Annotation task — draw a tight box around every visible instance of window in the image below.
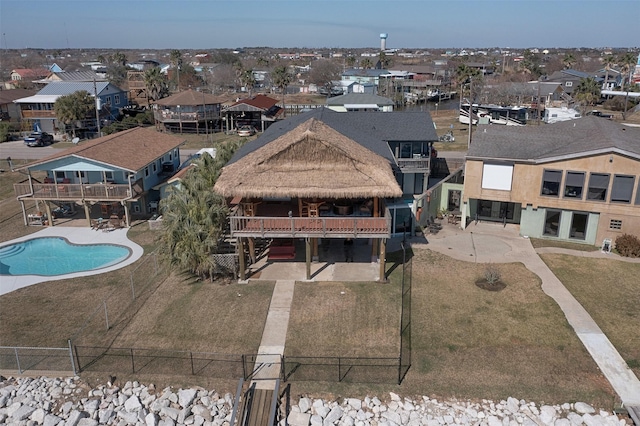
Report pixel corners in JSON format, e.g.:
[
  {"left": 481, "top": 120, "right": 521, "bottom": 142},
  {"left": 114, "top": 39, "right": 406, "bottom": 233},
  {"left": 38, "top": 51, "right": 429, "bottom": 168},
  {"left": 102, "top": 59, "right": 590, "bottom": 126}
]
[
  {"left": 144, "top": 167, "right": 149, "bottom": 177},
  {"left": 481, "top": 163, "right": 513, "bottom": 191},
  {"left": 564, "top": 171, "right": 585, "bottom": 199},
  {"left": 637, "top": 181, "right": 640, "bottom": 205},
  {"left": 105, "top": 171, "right": 114, "bottom": 181},
  {"left": 610, "top": 175, "right": 634, "bottom": 203},
  {"left": 610, "top": 219, "right": 622, "bottom": 230},
  {"left": 105, "top": 96, "right": 111, "bottom": 105},
  {"left": 152, "top": 163, "right": 157, "bottom": 173},
  {"left": 114, "top": 94, "right": 120, "bottom": 105},
  {"left": 541, "top": 170, "right": 562, "bottom": 197},
  {"left": 565, "top": 81, "right": 573, "bottom": 87},
  {"left": 544, "top": 210, "right": 561, "bottom": 237},
  {"left": 569, "top": 213, "right": 588, "bottom": 240},
  {"left": 55, "top": 171, "right": 65, "bottom": 181},
  {"left": 586, "top": 173, "right": 609, "bottom": 201}
]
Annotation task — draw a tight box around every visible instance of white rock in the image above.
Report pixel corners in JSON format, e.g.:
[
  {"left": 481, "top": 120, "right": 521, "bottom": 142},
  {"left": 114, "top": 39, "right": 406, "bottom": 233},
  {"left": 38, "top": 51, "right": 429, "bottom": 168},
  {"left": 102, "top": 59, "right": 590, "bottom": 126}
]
[
  {"left": 574, "top": 402, "right": 595, "bottom": 414},
  {"left": 324, "top": 406, "right": 343, "bottom": 424},
  {"left": 299, "top": 397, "right": 311, "bottom": 414},
  {"left": 178, "top": 389, "right": 197, "bottom": 408},
  {"left": 192, "top": 405, "right": 211, "bottom": 422},
  {"left": 540, "top": 405, "right": 557, "bottom": 425},
  {"left": 12, "top": 405, "right": 37, "bottom": 421},
  {"left": 30, "top": 407, "right": 46, "bottom": 424},
  {"left": 310, "top": 414, "right": 323, "bottom": 426},
  {"left": 382, "top": 411, "right": 402, "bottom": 425},
  {"left": 124, "top": 395, "right": 142, "bottom": 412},
  {"left": 43, "top": 414, "right": 62, "bottom": 426},
  {"left": 66, "top": 410, "right": 88, "bottom": 426},
  {"left": 389, "top": 392, "right": 401, "bottom": 402},
  {"left": 554, "top": 419, "right": 570, "bottom": 426},
  {"left": 566, "top": 412, "right": 583, "bottom": 425},
  {"left": 346, "top": 399, "right": 362, "bottom": 411},
  {"left": 77, "top": 419, "right": 98, "bottom": 426},
  {"left": 288, "top": 411, "right": 311, "bottom": 426},
  {"left": 315, "top": 406, "right": 330, "bottom": 418}
]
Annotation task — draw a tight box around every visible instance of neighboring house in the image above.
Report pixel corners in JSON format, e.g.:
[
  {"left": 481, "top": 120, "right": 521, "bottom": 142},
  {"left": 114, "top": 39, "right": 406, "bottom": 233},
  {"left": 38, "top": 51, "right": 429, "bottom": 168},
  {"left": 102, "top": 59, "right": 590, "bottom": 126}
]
[
  {"left": 326, "top": 93, "right": 394, "bottom": 112},
  {"left": 461, "top": 117, "right": 640, "bottom": 246},
  {"left": 152, "top": 89, "right": 224, "bottom": 134},
  {"left": 213, "top": 107, "right": 438, "bottom": 279},
  {"left": 0, "top": 88, "right": 36, "bottom": 122},
  {"left": 545, "top": 69, "right": 600, "bottom": 96},
  {"left": 34, "top": 70, "right": 106, "bottom": 85},
  {"left": 8, "top": 68, "right": 50, "bottom": 88},
  {"left": 341, "top": 68, "right": 389, "bottom": 89},
  {"left": 13, "top": 81, "right": 128, "bottom": 134},
  {"left": 222, "top": 94, "right": 282, "bottom": 132},
  {"left": 13, "top": 127, "right": 184, "bottom": 227}
]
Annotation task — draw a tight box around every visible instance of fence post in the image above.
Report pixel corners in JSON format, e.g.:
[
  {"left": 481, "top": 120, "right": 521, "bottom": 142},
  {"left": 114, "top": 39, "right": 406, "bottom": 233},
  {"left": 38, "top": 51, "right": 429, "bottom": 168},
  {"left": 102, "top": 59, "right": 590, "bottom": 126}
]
[
  {"left": 130, "top": 348, "right": 135, "bottom": 373},
  {"left": 242, "top": 354, "right": 247, "bottom": 380},
  {"left": 15, "top": 347, "right": 22, "bottom": 374},
  {"left": 68, "top": 339, "right": 77, "bottom": 375},
  {"left": 338, "top": 357, "right": 341, "bottom": 382},
  {"left": 190, "top": 352, "right": 194, "bottom": 375},
  {"left": 104, "top": 300, "right": 110, "bottom": 330},
  {"left": 74, "top": 345, "right": 82, "bottom": 372}
]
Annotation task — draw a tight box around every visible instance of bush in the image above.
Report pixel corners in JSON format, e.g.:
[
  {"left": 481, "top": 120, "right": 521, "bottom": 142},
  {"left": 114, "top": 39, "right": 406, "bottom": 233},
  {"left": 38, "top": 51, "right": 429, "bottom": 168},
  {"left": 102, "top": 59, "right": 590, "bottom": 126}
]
[
  {"left": 614, "top": 234, "right": 640, "bottom": 258},
  {"left": 484, "top": 264, "right": 502, "bottom": 284}
]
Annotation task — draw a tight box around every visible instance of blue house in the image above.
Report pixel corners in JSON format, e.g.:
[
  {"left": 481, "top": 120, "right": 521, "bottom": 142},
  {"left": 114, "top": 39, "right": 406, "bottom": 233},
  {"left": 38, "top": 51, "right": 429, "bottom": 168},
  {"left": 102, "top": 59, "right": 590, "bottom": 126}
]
[
  {"left": 14, "top": 127, "right": 184, "bottom": 227},
  {"left": 14, "top": 81, "right": 128, "bottom": 134}
]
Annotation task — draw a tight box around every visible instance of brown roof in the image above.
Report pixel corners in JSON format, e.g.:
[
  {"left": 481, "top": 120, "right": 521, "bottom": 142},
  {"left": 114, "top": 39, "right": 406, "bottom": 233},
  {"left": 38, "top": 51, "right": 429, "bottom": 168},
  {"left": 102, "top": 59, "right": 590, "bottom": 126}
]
[
  {"left": 0, "top": 88, "right": 37, "bottom": 104},
  {"left": 19, "top": 127, "right": 185, "bottom": 172},
  {"left": 11, "top": 68, "right": 50, "bottom": 79},
  {"left": 154, "top": 89, "right": 226, "bottom": 106},
  {"left": 229, "top": 94, "right": 279, "bottom": 110},
  {"left": 214, "top": 117, "right": 402, "bottom": 199}
]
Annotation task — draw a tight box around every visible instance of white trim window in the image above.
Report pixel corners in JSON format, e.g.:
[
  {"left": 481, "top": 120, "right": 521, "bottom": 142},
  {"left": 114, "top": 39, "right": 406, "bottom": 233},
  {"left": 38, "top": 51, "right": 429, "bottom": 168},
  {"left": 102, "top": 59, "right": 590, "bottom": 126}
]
[{"left": 481, "top": 163, "right": 513, "bottom": 191}]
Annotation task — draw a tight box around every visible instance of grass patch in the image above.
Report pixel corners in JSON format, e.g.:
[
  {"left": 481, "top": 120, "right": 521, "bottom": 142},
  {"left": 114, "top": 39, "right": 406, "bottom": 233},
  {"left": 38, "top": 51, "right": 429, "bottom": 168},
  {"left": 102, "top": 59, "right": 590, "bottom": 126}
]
[
  {"left": 0, "top": 167, "right": 46, "bottom": 242},
  {"left": 285, "top": 281, "right": 401, "bottom": 357},
  {"left": 530, "top": 238, "right": 599, "bottom": 252},
  {"left": 432, "top": 109, "right": 469, "bottom": 152},
  {"left": 540, "top": 254, "right": 640, "bottom": 378}
]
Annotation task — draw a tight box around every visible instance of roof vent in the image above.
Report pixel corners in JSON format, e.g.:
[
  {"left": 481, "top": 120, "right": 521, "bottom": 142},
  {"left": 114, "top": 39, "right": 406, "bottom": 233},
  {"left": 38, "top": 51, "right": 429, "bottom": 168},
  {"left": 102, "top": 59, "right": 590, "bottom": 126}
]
[{"left": 573, "top": 123, "right": 576, "bottom": 127}]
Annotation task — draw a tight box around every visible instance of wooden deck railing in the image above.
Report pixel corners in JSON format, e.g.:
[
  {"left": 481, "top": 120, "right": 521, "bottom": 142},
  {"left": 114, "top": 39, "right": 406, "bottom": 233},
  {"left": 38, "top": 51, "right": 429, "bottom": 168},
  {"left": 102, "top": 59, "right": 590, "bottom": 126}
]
[
  {"left": 230, "top": 212, "right": 392, "bottom": 239},
  {"left": 14, "top": 183, "right": 133, "bottom": 201},
  {"left": 396, "top": 157, "right": 430, "bottom": 172},
  {"left": 21, "top": 110, "right": 57, "bottom": 119}
]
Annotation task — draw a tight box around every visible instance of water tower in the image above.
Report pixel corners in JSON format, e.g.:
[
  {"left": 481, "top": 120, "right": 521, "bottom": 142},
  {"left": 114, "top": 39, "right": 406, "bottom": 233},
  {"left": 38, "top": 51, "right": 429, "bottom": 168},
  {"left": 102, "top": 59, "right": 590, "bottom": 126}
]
[{"left": 380, "top": 33, "right": 388, "bottom": 51}]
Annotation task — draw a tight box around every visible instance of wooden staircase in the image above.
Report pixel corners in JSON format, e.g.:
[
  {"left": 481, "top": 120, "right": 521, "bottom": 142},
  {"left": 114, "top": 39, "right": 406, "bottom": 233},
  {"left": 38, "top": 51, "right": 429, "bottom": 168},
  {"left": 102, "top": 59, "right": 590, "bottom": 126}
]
[{"left": 230, "top": 379, "right": 281, "bottom": 426}]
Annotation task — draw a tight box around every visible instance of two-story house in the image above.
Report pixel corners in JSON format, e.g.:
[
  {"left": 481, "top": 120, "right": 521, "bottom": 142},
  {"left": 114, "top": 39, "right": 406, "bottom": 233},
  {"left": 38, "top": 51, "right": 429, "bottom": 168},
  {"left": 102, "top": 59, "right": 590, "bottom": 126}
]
[
  {"left": 14, "top": 127, "right": 184, "bottom": 227},
  {"left": 14, "top": 81, "right": 128, "bottom": 134},
  {"left": 213, "top": 107, "right": 438, "bottom": 280},
  {"left": 462, "top": 117, "right": 640, "bottom": 246}
]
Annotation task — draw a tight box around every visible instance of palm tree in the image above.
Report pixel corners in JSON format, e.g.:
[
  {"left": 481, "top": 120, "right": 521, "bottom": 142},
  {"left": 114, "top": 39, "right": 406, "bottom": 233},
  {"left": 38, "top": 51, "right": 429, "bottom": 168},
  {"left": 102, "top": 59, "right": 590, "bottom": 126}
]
[
  {"left": 144, "top": 67, "right": 169, "bottom": 102},
  {"left": 345, "top": 55, "right": 356, "bottom": 68},
  {"left": 54, "top": 90, "right": 94, "bottom": 138},
  {"left": 110, "top": 51, "right": 127, "bottom": 67},
  {"left": 574, "top": 77, "right": 601, "bottom": 113},
  {"left": 619, "top": 52, "right": 637, "bottom": 89},
  {"left": 455, "top": 64, "right": 483, "bottom": 101},
  {"left": 170, "top": 49, "right": 183, "bottom": 91},
  {"left": 601, "top": 55, "right": 617, "bottom": 90},
  {"left": 562, "top": 53, "right": 576, "bottom": 70},
  {"left": 360, "top": 58, "right": 373, "bottom": 69},
  {"left": 239, "top": 68, "right": 256, "bottom": 96},
  {"left": 158, "top": 140, "right": 243, "bottom": 281},
  {"left": 271, "top": 65, "right": 292, "bottom": 117}
]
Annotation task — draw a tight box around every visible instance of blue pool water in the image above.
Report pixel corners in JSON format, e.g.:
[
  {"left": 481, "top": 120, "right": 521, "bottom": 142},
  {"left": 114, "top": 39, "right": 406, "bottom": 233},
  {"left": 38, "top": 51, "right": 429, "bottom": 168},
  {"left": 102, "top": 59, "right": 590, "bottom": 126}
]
[{"left": 0, "top": 237, "right": 131, "bottom": 276}]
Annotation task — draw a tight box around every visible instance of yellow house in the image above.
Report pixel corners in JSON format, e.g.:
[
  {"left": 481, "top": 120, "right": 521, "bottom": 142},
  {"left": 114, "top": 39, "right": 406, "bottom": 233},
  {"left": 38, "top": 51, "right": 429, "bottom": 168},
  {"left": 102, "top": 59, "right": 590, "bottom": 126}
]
[{"left": 462, "top": 117, "right": 640, "bottom": 246}]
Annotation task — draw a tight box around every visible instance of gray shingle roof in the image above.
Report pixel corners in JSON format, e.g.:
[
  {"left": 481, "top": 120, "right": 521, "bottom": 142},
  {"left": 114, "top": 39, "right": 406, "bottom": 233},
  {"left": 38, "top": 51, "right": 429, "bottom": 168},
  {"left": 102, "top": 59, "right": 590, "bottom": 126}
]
[
  {"left": 326, "top": 93, "right": 394, "bottom": 106},
  {"left": 229, "top": 107, "right": 438, "bottom": 165},
  {"left": 467, "top": 117, "right": 640, "bottom": 163}
]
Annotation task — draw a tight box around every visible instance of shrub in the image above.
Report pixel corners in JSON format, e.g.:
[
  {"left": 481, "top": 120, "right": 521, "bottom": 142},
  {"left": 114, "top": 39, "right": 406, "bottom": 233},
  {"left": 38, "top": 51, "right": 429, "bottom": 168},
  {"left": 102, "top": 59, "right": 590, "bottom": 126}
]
[
  {"left": 484, "top": 264, "right": 502, "bottom": 284},
  {"left": 614, "top": 234, "right": 640, "bottom": 258}
]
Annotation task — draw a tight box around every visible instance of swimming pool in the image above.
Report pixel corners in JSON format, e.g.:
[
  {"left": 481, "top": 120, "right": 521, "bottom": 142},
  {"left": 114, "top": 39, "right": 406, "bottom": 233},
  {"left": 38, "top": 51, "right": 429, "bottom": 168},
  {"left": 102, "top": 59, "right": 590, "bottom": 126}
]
[{"left": 0, "top": 237, "right": 131, "bottom": 276}]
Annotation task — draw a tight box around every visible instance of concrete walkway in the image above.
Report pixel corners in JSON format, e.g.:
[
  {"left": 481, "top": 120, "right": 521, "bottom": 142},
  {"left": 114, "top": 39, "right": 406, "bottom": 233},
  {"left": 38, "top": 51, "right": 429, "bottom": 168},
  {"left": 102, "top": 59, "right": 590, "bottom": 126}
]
[
  {"left": 406, "top": 222, "right": 640, "bottom": 406},
  {"left": 251, "top": 280, "right": 295, "bottom": 389}
]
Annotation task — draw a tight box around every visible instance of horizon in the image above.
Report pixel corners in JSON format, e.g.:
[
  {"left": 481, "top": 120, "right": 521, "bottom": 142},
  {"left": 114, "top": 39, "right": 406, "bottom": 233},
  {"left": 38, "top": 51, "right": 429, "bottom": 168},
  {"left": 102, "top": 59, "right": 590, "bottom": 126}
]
[{"left": 1, "top": 0, "right": 639, "bottom": 50}]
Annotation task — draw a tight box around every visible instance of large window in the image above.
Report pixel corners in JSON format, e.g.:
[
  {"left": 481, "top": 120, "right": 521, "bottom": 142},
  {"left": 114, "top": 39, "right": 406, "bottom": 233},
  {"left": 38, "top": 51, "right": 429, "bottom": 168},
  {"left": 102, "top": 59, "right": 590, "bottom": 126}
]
[
  {"left": 482, "top": 163, "right": 513, "bottom": 191},
  {"left": 610, "top": 175, "right": 635, "bottom": 203},
  {"left": 564, "top": 171, "right": 585, "bottom": 199},
  {"left": 569, "top": 212, "right": 588, "bottom": 240},
  {"left": 541, "top": 169, "right": 562, "bottom": 197},
  {"left": 636, "top": 182, "right": 640, "bottom": 205},
  {"left": 544, "top": 210, "right": 561, "bottom": 236},
  {"left": 586, "top": 173, "right": 609, "bottom": 201}
]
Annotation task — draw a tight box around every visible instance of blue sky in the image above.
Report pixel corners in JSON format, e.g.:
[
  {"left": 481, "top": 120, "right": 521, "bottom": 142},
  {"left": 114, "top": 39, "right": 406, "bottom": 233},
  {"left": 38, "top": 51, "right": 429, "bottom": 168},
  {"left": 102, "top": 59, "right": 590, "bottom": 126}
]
[{"left": 1, "top": 0, "right": 638, "bottom": 50}]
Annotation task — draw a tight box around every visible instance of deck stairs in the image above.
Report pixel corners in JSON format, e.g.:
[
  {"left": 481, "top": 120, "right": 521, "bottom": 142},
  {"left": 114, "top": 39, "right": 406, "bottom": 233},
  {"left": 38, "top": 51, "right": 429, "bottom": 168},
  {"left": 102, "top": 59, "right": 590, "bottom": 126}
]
[{"left": 230, "top": 379, "right": 282, "bottom": 426}]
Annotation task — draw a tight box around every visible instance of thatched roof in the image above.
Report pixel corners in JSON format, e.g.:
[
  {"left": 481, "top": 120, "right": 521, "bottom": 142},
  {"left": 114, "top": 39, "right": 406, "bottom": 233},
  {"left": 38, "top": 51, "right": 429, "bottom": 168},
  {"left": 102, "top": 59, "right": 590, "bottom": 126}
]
[
  {"left": 214, "top": 117, "right": 402, "bottom": 199},
  {"left": 154, "top": 89, "right": 225, "bottom": 106}
]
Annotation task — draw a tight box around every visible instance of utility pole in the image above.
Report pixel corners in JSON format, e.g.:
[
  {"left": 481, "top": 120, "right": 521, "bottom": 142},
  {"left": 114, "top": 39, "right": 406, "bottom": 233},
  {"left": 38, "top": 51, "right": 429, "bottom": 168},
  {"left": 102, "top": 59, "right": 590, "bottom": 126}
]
[
  {"left": 467, "top": 79, "right": 473, "bottom": 149},
  {"left": 93, "top": 78, "right": 101, "bottom": 137}
]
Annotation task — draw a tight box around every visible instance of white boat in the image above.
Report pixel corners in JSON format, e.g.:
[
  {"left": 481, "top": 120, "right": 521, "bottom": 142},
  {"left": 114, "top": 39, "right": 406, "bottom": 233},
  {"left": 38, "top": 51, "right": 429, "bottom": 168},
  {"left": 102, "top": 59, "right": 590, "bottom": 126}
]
[
  {"left": 459, "top": 103, "right": 528, "bottom": 126},
  {"left": 543, "top": 107, "right": 582, "bottom": 124}
]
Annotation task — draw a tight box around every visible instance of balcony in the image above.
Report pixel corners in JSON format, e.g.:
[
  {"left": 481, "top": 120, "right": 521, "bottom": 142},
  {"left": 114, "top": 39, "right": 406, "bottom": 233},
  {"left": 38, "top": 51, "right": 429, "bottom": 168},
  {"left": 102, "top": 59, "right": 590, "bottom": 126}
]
[
  {"left": 21, "top": 110, "right": 57, "bottom": 119},
  {"left": 230, "top": 211, "right": 392, "bottom": 239},
  {"left": 396, "top": 157, "right": 431, "bottom": 172},
  {"left": 14, "top": 183, "right": 135, "bottom": 201},
  {"left": 154, "top": 110, "right": 221, "bottom": 123}
]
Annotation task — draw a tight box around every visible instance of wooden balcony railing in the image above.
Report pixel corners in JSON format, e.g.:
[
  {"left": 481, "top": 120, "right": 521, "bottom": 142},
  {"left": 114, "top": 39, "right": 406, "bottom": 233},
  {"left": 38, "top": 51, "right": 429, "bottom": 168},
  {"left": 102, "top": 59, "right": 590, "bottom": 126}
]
[
  {"left": 230, "top": 212, "right": 392, "bottom": 239},
  {"left": 21, "top": 110, "right": 57, "bottom": 119},
  {"left": 154, "top": 110, "right": 220, "bottom": 122},
  {"left": 14, "top": 183, "right": 134, "bottom": 201}
]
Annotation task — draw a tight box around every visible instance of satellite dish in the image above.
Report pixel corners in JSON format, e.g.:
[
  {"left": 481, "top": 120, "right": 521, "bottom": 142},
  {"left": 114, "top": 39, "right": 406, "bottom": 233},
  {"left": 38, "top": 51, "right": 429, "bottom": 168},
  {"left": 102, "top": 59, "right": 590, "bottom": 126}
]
[{"left": 72, "top": 137, "right": 80, "bottom": 144}]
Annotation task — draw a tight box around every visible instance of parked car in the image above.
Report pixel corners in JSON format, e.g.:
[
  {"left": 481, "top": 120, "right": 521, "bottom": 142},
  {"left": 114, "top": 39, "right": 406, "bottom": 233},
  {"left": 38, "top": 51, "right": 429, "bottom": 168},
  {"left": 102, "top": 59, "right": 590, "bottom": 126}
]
[
  {"left": 237, "top": 125, "right": 256, "bottom": 137},
  {"left": 24, "top": 132, "right": 54, "bottom": 147},
  {"left": 587, "top": 110, "right": 613, "bottom": 119}
]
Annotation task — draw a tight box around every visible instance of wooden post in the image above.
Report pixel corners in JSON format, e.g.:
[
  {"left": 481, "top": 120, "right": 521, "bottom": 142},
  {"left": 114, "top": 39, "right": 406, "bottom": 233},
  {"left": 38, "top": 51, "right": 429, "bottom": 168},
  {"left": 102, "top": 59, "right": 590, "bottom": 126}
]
[
  {"left": 378, "top": 238, "right": 387, "bottom": 282},
  {"left": 305, "top": 238, "right": 311, "bottom": 280},
  {"left": 248, "top": 237, "right": 256, "bottom": 264},
  {"left": 44, "top": 202, "right": 52, "bottom": 226},
  {"left": 83, "top": 202, "right": 91, "bottom": 227},
  {"left": 312, "top": 237, "right": 318, "bottom": 261},
  {"left": 238, "top": 237, "right": 246, "bottom": 281},
  {"left": 371, "top": 238, "right": 379, "bottom": 261},
  {"left": 122, "top": 201, "right": 130, "bottom": 227}
]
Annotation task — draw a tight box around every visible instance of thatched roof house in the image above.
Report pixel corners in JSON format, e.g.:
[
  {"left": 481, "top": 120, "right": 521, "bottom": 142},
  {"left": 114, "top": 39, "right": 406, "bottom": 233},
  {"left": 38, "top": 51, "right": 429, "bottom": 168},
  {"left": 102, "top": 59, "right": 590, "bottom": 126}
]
[{"left": 214, "top": 116, "right": 402, "bottom": 199}]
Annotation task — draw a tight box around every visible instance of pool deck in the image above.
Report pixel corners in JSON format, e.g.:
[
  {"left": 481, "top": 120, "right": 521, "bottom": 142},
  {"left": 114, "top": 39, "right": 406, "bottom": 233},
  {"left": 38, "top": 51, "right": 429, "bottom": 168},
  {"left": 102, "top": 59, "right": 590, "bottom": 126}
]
[{"left": 0, "top": 227, "right": 144, "bottom": 296}]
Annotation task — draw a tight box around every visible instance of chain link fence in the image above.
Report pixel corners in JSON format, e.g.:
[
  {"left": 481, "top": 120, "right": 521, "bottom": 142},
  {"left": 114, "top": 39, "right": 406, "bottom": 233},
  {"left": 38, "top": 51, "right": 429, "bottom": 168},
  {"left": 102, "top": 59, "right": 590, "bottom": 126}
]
[{"left": 0, "top": 345, "right": 75, "bottom": 374}]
